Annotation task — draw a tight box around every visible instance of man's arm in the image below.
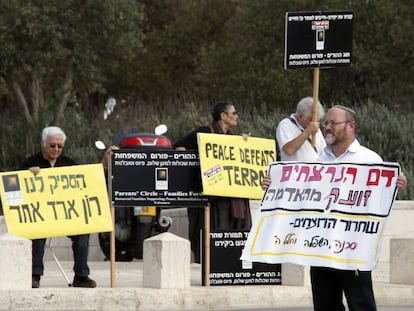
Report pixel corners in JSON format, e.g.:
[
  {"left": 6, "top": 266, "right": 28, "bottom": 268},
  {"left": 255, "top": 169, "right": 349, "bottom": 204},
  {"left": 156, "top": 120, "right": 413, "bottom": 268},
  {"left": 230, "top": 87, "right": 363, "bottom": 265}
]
[
  {"left": 19, "top": 154, "right": 42, "bottom": 175},
  {"left": 173, "top": 126, "right": 211, "bottom": 150},
  {"left": 282, "top": 122, "right": 319, "bottom": 156}
]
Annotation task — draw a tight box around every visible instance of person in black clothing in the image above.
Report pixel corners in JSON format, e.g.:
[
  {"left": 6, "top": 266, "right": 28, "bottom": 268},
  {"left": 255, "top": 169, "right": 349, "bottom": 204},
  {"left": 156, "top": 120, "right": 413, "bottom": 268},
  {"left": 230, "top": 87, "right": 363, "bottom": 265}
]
[
  {"left": 173, "top": 101, "right": 252, "bottom": 263},
  {"left": 20, "top": 126, "right": 96, "bottom": 288}
]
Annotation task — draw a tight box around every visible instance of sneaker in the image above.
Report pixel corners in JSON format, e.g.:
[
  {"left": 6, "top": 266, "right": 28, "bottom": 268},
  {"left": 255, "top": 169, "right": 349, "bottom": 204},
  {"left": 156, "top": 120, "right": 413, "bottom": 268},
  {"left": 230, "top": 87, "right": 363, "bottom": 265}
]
[
  {"left": 32, "top": 275, "right": 41, "bottom": 288},
  {"left": 72, "top": 276, "right": 96, "bottom": 288}
]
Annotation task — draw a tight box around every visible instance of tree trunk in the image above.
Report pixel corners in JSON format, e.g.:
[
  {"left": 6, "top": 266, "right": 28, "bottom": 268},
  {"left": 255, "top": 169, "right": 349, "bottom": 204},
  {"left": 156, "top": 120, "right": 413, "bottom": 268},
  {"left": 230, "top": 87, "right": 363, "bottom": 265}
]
[
  {"left": 2, "top": 70, "right": 44, "bottom": 154},
  {"left": 2, "top": 71, "right": 35, "bottom": 128},
  {"left": 53, "top": 56, "right": 74, "bottom": 126},
  {"left": 29, "top": 70, "right": 43, "bottom": 124}
]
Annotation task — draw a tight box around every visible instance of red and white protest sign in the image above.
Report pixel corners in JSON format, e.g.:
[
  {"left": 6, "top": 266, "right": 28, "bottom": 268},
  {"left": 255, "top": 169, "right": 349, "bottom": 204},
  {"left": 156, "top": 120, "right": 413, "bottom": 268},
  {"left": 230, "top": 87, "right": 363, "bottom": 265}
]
[{"left": 241, "top": 162, "right": 400, "bottom": 271}]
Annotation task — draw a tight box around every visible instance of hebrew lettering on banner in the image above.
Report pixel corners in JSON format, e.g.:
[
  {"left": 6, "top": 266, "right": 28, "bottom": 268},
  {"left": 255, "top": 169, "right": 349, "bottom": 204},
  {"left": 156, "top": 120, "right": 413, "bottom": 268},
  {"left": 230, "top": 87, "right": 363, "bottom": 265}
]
[
  {"left": 0, "top": 164, "right": 113, "bottom": 239},
  {"left": 241, "top": 162, "right": 400, "bottom": 271}
]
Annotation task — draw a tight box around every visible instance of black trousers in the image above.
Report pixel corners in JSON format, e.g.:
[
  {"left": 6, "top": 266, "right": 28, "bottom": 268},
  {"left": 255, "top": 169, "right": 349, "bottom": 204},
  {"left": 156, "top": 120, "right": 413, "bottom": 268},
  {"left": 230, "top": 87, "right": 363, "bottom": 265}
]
[
  {"left": 188, "top": 207, "right": 203, "bottom": 264},
  {"left": 310, "top": 266, "right": 377, "bottom": 311},
  {"left": 32, "top": 234, "right": 91, "bottom": 277},
  {"left": 187, "top": 199, "right": 250, "bottom": 264}
]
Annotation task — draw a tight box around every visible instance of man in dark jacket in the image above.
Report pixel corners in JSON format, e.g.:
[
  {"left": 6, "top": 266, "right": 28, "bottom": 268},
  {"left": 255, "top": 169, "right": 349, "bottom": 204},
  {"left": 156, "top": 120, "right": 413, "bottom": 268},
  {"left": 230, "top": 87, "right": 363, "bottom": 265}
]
[{"left": 20, "top": 126, "right": 96, "bottom": 289}]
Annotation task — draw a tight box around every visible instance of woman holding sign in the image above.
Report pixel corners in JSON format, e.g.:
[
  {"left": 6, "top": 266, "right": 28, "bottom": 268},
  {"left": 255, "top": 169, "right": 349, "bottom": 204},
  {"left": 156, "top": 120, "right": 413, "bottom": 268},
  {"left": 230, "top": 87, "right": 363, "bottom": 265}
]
[{"left": 174, "top": 101, "right": 251, "bottom": 263}]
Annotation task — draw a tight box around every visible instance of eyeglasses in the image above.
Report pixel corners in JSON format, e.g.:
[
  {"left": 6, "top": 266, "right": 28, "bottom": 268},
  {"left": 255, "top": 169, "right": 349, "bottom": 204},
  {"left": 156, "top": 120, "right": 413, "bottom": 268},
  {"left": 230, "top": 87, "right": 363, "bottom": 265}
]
[
  {"left": 49, "top": 144, "right": 64, "bottom": 149},
  {"left": 225, "top": 111, "right": 239, "bottom": 116},
  {"left": 323, "top": 120, "right": 350, "bottom": 127}
]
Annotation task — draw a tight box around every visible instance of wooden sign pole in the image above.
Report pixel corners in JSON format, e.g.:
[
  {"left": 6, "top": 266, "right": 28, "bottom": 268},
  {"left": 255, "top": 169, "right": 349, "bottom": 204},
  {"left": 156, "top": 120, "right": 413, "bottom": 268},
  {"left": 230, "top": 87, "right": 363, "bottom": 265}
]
[
  {"left": 108, "top": 153, "right": 116, "bottom": 288},
  {"left": 203, "top": 205, "right": 210, "bottom": 287},
  {"left": 311, "top": 67, "right": 320, "bottom": 146}
]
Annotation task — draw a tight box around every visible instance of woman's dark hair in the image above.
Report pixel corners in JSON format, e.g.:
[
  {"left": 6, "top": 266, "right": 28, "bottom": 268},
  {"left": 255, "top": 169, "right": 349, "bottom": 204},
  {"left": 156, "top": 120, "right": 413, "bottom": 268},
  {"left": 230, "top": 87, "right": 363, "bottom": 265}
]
[
  {"left": 211, "top": 101, "right": 234, "bottom": 134},
  {"left": 211, "top": 101, "right": 232, "bottom": 121}
]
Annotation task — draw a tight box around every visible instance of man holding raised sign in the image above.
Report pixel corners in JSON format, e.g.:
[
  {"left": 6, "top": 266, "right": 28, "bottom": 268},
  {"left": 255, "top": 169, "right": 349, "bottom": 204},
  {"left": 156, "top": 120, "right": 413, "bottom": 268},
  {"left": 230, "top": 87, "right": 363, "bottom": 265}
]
[
  {"left": 261, "top": 105, "right": 407, "bottom": 311},
  {"left": 276, "top": 96, "right": 326, "bottom": 161}
]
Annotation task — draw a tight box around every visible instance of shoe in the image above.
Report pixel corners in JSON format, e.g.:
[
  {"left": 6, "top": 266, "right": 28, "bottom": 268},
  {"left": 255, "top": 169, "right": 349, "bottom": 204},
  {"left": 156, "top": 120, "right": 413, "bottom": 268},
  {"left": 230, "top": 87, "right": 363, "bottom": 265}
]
[
  {"left": 72, "top": 276, "right": 96, "bottom": 288},
  {"left": 32, "top": 275, "right": 40, "bottom": 288}
]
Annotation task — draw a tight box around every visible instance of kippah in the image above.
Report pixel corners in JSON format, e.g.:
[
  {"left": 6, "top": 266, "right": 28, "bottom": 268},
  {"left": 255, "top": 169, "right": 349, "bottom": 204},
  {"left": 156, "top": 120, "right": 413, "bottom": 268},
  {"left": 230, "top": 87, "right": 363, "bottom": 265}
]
[{"left": 332, "top": 105, "right": 356, "bottom": 119}]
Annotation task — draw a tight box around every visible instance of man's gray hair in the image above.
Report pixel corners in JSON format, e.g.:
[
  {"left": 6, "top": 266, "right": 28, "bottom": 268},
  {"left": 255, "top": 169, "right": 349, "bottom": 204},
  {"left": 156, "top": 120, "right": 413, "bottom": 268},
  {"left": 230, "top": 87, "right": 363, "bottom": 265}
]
[
  {"left": 41, "top": 126, "right": 66, "bottom": 146},
  {"left": 296, "top": 97, "right": 325, "bottom": 120}
]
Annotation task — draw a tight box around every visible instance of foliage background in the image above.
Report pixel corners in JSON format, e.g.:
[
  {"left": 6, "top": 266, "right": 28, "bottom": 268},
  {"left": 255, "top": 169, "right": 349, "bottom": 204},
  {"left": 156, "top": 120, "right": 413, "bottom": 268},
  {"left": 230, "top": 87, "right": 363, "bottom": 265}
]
[{"left": 0, "top": 0, "right": 413, "bottom": 199}]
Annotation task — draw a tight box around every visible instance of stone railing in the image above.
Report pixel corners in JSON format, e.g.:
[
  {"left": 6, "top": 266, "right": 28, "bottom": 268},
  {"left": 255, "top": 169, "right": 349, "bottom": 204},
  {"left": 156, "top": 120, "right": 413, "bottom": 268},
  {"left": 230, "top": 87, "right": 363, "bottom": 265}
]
[{"left": 1, "top": 201, "right": 413, "bottom": 285}]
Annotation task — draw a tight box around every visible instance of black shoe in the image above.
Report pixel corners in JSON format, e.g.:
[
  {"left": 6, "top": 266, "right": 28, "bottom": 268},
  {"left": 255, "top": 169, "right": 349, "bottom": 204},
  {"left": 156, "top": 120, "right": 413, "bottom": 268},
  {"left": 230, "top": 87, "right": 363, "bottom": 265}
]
[
  {"left": 32, "top": 275, "right": 41, "bottom": 288},
  {"left": 72, "top": 276, "right": 96, "bottom": 288}
]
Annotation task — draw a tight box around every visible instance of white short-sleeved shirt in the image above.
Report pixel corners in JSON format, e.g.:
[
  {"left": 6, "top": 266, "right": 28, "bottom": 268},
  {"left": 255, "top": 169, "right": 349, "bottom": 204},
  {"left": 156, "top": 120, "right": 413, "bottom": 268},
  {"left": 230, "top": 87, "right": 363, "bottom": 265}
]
[
  {"left": 276, "top": 114, "right": 326, "bottom": 161},
  {"left": 318, "top": 139, "right": 383, "bottom": 163}
]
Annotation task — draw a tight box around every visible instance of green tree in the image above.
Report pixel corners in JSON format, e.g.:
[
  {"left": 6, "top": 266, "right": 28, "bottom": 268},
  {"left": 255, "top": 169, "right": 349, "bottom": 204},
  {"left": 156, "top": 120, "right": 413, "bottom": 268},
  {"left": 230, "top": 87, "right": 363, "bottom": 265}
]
[
  {"left": 0, "top": 0, "right": 413, "bottom": 197},
  {"left": 351, "top": 0, "right": 413, "bottom": 107},
  {"left": 0, "top": 0, "right": 145, "bottom": 151},
  {"left": 107, "top": 0, "right": 238, "bottom": 104}
]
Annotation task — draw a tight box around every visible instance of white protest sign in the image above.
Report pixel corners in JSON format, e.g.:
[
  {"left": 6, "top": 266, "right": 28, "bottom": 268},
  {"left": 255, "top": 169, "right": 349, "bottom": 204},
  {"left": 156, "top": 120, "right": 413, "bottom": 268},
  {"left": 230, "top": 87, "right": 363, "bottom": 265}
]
[{"left": 241, "top": 162, "right": 400, "bottom": 271}]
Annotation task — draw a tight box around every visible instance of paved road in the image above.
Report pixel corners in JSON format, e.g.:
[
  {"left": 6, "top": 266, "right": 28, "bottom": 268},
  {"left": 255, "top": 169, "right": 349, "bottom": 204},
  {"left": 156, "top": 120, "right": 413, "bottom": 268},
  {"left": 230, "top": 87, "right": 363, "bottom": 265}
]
[
  {"left": 210, "top": 307, "right": 414, "bottom": 311},
  {"left": 210, "top": 308, "right": 413, "bottom": 311}
]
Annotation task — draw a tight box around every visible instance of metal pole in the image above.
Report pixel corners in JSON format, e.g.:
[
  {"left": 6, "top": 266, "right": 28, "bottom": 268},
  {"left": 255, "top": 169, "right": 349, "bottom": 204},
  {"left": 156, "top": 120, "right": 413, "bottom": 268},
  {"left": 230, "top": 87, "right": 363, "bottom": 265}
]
[{"left": 44, "top": 239, "right": 72, "bottom": 286}]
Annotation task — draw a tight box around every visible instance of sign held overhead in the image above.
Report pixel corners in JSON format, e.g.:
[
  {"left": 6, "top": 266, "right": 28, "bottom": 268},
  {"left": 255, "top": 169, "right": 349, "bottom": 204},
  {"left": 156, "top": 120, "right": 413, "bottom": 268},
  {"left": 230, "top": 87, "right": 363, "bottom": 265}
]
[{"left": 284, "top": 11, "right": 354, "bottom": 69}]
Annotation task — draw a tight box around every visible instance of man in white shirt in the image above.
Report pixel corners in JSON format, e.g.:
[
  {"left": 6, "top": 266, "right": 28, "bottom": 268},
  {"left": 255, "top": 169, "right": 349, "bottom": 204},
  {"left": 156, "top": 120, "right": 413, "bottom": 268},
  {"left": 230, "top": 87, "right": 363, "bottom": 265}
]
[
  {"left": 276, "top": 97, "right": 326, "bottom": 161},
  {"left": 311, "top": 105, "right": 390, "bottom": 311},
  {"left": 264, "top": 105, "right": 407, "bottom": 311}
]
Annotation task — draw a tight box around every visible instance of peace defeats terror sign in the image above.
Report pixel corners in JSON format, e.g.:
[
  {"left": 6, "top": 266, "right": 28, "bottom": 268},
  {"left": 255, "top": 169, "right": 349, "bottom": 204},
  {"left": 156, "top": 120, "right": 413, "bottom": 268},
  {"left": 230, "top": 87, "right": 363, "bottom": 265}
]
[{"left": 284, "top": 11, "right": 354, "bottom": 69}]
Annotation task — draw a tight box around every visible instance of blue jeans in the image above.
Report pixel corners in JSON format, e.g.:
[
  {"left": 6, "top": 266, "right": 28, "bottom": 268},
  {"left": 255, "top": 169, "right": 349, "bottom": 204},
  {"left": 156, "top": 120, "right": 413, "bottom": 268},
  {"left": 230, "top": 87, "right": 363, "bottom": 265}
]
[{"left": 32, "top": 234, "right": 90, "bottom": 277}]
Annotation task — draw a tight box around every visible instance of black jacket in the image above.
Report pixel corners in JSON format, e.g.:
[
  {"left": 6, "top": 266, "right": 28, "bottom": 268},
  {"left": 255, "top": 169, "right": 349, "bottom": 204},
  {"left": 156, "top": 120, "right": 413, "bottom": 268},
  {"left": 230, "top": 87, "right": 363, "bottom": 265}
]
[
  {"left": 19, "top": 152, "right": 76, "bottom": 170},
  {"left": 173, "top": 126, "right": 211, "bottom": 151}
]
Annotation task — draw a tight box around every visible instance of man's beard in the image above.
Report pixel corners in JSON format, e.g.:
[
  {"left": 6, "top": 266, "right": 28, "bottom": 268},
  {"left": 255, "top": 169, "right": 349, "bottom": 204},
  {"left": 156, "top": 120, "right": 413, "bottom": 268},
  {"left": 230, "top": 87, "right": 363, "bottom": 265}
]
[{"left": 325, "top": 133, "right": 336, "bottom": 145}]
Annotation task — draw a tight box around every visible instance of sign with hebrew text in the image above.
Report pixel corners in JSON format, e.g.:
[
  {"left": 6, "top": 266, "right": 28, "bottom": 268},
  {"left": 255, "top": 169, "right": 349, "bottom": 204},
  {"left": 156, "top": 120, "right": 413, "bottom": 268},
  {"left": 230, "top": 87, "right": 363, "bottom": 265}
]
[
  {"left": 285, "top": 11, "right": 353, "bottom": 69},
  {"left": 111, "top": 149, "right": 208, "bottom": 207},
  {"left": 207, "top": 230, "right": 281, "bottom": 286},
  {"left": 241, "top": 162, "right": 400, "bottom": 271},
  {"left": 0, "top": 164, "right": 113, "bottom": 239}
]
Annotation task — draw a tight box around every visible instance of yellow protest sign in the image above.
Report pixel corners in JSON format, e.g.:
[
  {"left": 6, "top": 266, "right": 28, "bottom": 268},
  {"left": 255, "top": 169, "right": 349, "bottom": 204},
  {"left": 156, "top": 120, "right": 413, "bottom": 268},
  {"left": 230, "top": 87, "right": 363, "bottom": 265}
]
[
  {"left": 197, "top": 133, "right": 276, "bottom": 199},
  {"left": 0, "top": 164, "right": 113, "bottom": 239}
]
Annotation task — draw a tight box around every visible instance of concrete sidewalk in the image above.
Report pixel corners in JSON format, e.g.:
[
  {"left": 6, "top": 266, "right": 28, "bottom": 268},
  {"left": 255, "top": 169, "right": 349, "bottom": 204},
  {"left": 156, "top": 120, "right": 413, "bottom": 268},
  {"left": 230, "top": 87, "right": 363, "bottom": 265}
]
[
  {"left": 0, "top": 260, "right": 413, "bottom": 311},
  {"left": 1, "top": 202, "right": 414, "bottom": 311}
]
